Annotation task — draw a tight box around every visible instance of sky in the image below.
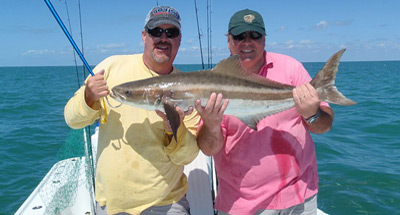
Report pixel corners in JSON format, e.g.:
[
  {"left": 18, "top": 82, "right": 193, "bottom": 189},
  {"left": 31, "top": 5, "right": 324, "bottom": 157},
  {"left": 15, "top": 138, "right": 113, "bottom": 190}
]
[{"left": 1, "top": 0, "right": 399, "bottom": 67}]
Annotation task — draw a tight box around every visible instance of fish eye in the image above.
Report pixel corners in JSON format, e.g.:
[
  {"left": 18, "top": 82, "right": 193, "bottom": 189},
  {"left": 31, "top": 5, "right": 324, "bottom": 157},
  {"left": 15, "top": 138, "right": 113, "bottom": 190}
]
[{"left": 125, "top": 90, "right": 132, "bottom": 96}]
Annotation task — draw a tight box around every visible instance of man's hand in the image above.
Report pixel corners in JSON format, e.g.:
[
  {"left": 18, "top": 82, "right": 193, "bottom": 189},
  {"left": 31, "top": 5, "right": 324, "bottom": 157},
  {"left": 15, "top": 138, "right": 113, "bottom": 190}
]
[
  {"left": 156, "top": 106, "right": 194, "bottom": 133},
  {"left": 293, "top": 83, "right": 334, "bottom": 133},
  {"left": 195, "top": 93, "right": 229, "bottom": 128},
  {"left": 195, "top": 93, "right": 228, "bottom": 156},
  {"left": 293, "top": 83, "right": 320, "bottom": 119},
  {"left": 85, "top": 70, "right": 109, "bottom": 108}
]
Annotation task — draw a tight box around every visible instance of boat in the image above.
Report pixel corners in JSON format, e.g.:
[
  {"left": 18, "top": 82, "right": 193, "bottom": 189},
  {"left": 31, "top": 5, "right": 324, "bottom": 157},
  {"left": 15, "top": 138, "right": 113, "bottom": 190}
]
[{"left": 16, "top": 126, "right": 329, "bottom": 215}]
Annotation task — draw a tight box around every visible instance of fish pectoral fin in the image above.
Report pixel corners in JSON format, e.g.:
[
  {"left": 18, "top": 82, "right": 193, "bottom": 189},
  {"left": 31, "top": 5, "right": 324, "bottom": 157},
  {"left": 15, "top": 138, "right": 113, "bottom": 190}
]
[
  {"left": 236, "top": 106, "right": 294, "bottom": 130},
  {"left": 236, "top": 113, "right": 272, "bottom": 130},
  {"left": 235, "top": 115, "right": 259, "bottom": 130},
  {"left": 163, "top": 102, "right": 181, "bottom": 141}
]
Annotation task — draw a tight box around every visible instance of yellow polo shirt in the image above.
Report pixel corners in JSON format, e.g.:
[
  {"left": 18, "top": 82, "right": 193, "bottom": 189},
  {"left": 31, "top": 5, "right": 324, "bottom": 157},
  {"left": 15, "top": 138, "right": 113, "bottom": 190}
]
[{"left": 64, "top": 54, "right": 200, "bottom": 214}]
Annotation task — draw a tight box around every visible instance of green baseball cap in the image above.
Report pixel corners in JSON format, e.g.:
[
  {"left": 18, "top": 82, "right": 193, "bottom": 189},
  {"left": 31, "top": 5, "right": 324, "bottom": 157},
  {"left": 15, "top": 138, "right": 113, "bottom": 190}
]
[{"left": 228, "top": 9, "right": 266, "bottom": 36}]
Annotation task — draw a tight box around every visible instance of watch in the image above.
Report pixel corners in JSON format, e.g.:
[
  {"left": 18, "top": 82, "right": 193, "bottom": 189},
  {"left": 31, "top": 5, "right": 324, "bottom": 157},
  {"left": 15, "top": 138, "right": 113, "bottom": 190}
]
[{"left": 304, "top": 109, "right": 320, "bottom": 124}]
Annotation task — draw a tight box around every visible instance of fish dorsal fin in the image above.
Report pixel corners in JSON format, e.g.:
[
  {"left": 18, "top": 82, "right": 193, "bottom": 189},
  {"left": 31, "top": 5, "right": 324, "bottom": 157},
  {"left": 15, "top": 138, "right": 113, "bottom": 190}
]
[{"left": 211, "top": 55, "right": 293, "bottom": 89}]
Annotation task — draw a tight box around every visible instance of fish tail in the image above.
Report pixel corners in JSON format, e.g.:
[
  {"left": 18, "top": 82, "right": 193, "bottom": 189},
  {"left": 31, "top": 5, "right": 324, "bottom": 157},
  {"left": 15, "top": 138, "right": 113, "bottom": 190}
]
[{"left": 310, "top": 49, "right": 357, "bottom": 105}]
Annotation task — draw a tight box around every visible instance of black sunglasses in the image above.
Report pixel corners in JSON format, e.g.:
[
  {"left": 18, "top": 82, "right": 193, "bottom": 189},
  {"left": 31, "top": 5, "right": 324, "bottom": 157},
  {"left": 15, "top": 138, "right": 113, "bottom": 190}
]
[
  {"left": 232, "top": 31, "right": 263, "bottom": 41},
  {"left": 146, "top": 27, "right": 180, "bottom": 39}
]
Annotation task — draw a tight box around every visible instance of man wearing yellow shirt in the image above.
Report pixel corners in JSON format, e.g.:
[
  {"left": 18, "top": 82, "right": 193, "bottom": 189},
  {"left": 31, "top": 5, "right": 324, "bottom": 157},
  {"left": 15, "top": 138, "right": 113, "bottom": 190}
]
[{"left": 64, "top": 6, "right": 200, "bottom": 215}]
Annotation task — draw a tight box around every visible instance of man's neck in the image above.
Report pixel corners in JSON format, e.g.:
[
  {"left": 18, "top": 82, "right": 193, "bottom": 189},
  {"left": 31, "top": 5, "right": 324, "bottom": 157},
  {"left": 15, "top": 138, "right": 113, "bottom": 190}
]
[
  {"left": 244, "top": 57, "right": 266, "bottom": 74},
  {"left": 143, "top": 57, "right": 173, "bottom": 75}
]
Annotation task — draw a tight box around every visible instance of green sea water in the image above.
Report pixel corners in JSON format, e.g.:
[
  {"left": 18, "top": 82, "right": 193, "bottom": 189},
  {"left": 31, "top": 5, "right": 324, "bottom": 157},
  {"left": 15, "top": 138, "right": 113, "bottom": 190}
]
[{"left": 0, "top": 61, "right": 399, "bottom": 214}]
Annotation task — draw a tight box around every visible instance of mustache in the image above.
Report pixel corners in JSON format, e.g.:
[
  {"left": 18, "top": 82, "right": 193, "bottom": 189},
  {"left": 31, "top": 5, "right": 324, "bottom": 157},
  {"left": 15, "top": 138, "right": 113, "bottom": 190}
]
[{"left": 155, "top": 41, "right": 172, "bottom": 47}]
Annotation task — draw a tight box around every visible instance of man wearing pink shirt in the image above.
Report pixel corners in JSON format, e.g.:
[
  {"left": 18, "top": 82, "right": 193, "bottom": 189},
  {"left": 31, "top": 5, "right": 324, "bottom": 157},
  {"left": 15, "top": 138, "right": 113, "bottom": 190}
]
[{"left": 196, "top": 9, "right": 334, "bottom": 215}]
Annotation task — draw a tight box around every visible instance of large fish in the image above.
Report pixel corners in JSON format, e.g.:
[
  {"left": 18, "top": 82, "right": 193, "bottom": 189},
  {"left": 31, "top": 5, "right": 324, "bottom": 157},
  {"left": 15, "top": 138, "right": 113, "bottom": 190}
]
[{"left": 110, "top": 49, "right": 356, "bottom": 140}]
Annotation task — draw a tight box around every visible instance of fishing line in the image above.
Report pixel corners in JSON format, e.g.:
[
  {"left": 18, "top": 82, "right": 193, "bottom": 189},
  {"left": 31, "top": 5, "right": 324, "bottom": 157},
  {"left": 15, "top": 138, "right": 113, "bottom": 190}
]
[
  {"left": 105, "top": 97, "right": 123, "bottom": 108},
  {"left": 63, "top": 0, "right": 81, "bottom": 88},
  {"left": 77, "top": 0, "right": 88, "bottom": 80},
  {"left": 44, "top": 0, "right": 109, "bottom": 124}
]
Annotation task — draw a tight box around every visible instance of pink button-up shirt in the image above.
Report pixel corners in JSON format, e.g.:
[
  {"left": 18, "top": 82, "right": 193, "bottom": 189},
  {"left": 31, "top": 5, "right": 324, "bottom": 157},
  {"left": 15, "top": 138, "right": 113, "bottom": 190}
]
[{"left": 214, "top": 51, "right": 328, "bottom": 215}]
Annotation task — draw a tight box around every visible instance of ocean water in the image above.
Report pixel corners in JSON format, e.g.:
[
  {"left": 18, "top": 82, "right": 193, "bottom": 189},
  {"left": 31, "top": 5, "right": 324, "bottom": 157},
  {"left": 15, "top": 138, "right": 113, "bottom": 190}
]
[{"left": 0, "top": 61, "right": 399, "bottom": 215}]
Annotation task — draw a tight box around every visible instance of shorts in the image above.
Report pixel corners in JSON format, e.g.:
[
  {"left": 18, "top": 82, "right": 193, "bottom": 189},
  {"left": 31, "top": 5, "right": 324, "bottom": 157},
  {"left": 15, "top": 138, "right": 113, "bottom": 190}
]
[{"left": 96, "top": 195, "right": 190, "bottom": 215}]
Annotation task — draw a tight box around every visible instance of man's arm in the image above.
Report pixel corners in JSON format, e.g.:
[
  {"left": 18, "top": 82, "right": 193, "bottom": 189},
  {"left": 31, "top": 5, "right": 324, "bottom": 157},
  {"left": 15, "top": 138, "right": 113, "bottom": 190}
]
[
  {"left": 195, "top": 93, "right": 228, "bottom": 156},
  {"left": 64, "top": 69, "right": 109, "bottom": 129}
]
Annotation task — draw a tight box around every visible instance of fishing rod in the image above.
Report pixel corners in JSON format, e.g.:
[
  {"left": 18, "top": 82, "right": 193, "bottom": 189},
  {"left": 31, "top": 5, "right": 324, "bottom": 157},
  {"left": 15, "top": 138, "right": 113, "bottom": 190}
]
[
  {"left": 193, "top": 0, "right": 205, "bottom": 70},
  {"left": 44, "top": 0, "right": 115, "bottom": 115},
  {"left": 44, "top": 0, "right": 94, "bottom": 76},
  {"left": 44, "top": 1, "right": 100, "bottom": 214}
]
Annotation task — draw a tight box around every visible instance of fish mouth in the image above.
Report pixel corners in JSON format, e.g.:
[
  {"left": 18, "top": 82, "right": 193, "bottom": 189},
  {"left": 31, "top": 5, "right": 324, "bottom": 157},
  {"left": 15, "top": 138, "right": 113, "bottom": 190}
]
[
  {"left": 110, "top": 88, "right": 117, "bottom": 98},
  {"left": 110, "top": 90, "right": 126, "bottom": 101}
]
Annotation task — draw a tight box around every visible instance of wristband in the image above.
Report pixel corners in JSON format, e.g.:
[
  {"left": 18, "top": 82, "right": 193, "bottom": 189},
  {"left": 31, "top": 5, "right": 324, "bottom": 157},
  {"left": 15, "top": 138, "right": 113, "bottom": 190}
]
[{"left": 304, "top": 109, "right": 320, "bottom": 124}]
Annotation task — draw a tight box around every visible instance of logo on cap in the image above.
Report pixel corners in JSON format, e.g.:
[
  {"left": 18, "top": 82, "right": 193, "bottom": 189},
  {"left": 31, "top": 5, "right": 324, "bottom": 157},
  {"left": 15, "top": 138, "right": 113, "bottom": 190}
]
[
  {"left": 150, "top": 6, "right": 180, "bottom": 21},
  {"left": 243, "top": 14, "right": 255, "bottom": 23}
]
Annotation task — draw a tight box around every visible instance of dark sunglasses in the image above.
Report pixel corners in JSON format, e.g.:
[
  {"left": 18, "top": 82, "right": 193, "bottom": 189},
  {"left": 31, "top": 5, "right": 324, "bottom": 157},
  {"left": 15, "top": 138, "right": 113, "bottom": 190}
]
[
  {"left": 146, "top": 27, "right": 180, "bottom": 39},
  {"left": 232, "top": 31, "right": 263, "bottom": 41}
]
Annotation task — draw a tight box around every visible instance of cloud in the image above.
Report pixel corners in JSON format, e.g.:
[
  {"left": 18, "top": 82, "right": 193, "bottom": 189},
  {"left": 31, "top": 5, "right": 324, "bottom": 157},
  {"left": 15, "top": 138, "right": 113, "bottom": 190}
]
[
  {"left": 300, "top": 40, "right": 313, "bottom": 45},
  {"left": 23, "top": 43, "right": 133, "bottom": 58},
  {"left": 334, "top": 20, "right": 352, "bottom": 26},
  {"left": 268, "top": 41, "right": 278, "bottom": 46},
  {"left": 96, "top": 43, "right": 127, "bottom": 49},
  {"left": 333, "top": 38, "right": 400, "bottom": 53},
  {"left": 277, "top": 26, "right": 287, "bottom": 32},
  {"left": 180, "top": 46, "right": 200, "bottom": 52},
  {"left": 3, "top": 25, "right": 53, "bottom": 34},
  {"left": 267, "top": 39, "right": 320, "bottom": 51},
  {"left": 315, "top": 21, "right": 328, "bottom": 30},
  {"left": 23, "top": 49, "right": 65, "bottom": 56},
  {"left": 174, "top": 44, "right": 230, "bottom": 64},
  {"left": 95, "top": 43, "right": 130, "bottom": 54},
  {"left": 310, "top": 20, "right": 352, "bottom": 31},
  {"left": 185, "top": 39, "right": 194, "bottom": 45}
]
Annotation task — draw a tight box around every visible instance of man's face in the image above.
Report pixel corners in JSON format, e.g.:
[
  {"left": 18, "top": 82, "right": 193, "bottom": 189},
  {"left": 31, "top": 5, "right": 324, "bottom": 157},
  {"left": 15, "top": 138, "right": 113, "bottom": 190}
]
[
  {"left": 228, "top": 31, "right": 265, "bottom": 71},
  {"left": 142, "top": 24, "right": 181, "bottom": 66}
]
